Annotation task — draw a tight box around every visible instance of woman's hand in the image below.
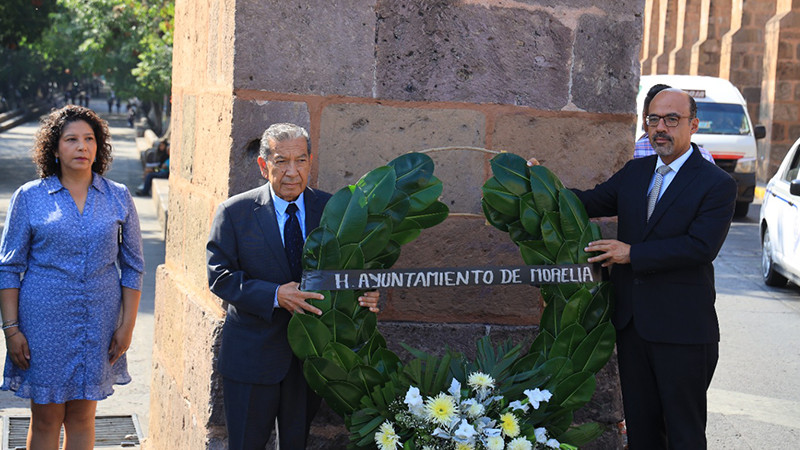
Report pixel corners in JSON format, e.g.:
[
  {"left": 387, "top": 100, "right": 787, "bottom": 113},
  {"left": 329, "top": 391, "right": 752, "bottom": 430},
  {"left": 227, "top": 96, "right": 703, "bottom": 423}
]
[
  {"left": 109, "top": 324, "right": 134, "bottom": 365},
  {"left": 5, "top": 331, "right": 30, "bottom": 370}
]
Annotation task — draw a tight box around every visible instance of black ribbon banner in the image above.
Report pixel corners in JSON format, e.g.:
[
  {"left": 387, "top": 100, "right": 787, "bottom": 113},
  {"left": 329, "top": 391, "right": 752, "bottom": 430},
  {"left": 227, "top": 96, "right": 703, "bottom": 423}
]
[{"left": 300, "top": 264, "right": 603, "bottom": 291}]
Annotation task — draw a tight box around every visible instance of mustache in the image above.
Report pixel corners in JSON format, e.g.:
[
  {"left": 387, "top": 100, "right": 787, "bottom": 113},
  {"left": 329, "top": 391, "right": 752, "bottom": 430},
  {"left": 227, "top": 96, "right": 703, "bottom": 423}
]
[{"left": 651, "top": 133, "right": 673, "bottom": 143}]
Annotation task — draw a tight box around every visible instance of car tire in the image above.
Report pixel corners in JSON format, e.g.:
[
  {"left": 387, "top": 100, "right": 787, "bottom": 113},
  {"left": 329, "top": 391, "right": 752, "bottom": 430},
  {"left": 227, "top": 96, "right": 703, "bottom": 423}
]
[
  {"left": 762, "top": 228, "right": 788, "bottom": 287},
  {"left": 734, "top": 201, "right": 749, "bottom": 218}
]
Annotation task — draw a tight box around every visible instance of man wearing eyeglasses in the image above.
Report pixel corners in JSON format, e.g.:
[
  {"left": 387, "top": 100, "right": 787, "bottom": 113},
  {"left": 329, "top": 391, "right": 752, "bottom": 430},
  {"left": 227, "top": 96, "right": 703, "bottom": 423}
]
[
  {"left": 634, "top": 83, "right": 714, "bottom": 163},
  {"left": 530, "top": 88, "right": 736, "bottom": 448}
]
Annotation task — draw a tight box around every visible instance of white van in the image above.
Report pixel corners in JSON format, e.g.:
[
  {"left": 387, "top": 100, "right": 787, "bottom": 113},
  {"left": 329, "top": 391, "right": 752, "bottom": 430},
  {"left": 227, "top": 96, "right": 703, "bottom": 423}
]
[{"left": 637, "top": 75, "right": 766, "bottom": 217}]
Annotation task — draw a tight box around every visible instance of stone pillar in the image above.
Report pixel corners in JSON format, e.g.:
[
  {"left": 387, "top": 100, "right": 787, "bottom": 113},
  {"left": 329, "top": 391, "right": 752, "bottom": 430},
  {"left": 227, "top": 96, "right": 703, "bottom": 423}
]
[
  {"left": 719, "top": 0, "right": 775, "bottom": 122},
  {"left": 758, "top": 0, "right": 800, "bottom": 180},
  {"left": 641, "top": 0, "right": 659, "bottom": 74},
  {"left": 148, "top": 1, "right": 645, "bottom": 449},
  {"left": 650, "top": 0, "right": 679, "bottom": 75},
  {"left": 690, "top": 0, "right": 733, "bottom": 75},
  {"left": 669, "top": 0, "right": 703, "bottom": 74}
]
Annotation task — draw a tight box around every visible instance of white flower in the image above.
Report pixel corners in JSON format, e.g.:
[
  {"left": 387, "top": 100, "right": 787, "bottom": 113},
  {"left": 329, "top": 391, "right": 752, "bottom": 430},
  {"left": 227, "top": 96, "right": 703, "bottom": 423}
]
[
  {"left": 453, "top": 419, "right": 477, "bottom": 443},
  {"left": 507, "top": 436, "right": 533, "bottom": 450},
  {"left": 509, "top": 400, "right": 529, "bottom": 412},
  {"left": 449, "top": 378, "right": 462, "bottom": 401},
  {"left": 404, "top": 386, "right": 425, "bottom": 417},
  {"left": 534, "top": 427, "right": 548, "bottom": 444},
  {"left": 545, "top": 438, "right": 561, "bottom": 448},
  {"left": 461, "top": 398, "right": 486, "bottom": 418},
  {"left": 485, "top": 435, "right": 504, "bottom": 450},
  {"left": 374, "top": 421, "right": 401, "bottom": 450},
  {"left": 467, "top": 372, "right": 495, "bottom": 391},
  {"left": 523, "top": 388, "right": 553, "bottom": 410}
]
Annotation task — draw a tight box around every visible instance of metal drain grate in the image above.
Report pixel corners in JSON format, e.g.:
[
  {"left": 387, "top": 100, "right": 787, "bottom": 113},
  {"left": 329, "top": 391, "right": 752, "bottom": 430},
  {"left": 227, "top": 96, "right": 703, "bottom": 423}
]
[{"left": 2, "top": 414, "right": 142, "bottom": 449}]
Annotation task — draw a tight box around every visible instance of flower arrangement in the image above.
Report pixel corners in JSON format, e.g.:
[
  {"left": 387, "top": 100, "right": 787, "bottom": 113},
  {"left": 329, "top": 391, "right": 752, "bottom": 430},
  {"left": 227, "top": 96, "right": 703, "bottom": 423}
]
[{"left": 374, "top": 372, "right": 575, "bottom": 450}]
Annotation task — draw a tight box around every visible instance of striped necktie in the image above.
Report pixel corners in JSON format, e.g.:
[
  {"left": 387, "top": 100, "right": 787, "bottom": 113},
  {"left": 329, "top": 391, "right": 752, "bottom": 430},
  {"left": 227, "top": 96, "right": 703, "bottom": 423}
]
[{"left": 647, "top": 165, "right": 672, "bottom": 221}]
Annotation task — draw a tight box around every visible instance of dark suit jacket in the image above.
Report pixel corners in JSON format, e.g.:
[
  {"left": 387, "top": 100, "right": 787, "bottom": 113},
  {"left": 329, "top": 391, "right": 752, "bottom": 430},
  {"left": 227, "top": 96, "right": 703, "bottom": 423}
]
[
  {"left": 207, "top": 183, "right": 331, "bottom": 384},
  {"left": 574, "top": 145, "right": 737, "bottom": 345}
]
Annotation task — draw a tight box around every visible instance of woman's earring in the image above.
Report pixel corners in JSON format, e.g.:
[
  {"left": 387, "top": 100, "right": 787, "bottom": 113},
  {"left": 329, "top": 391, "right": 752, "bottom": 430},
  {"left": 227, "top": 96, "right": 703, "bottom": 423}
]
[{"left": 55, "top": 156, "right": 59, "bottom": 163}]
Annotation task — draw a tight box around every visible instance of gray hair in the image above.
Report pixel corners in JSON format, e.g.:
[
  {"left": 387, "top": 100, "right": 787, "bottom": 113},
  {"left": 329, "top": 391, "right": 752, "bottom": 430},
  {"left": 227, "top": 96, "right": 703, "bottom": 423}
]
[{"left": 259, "top": 123, "right": 310, "bottom": 159}]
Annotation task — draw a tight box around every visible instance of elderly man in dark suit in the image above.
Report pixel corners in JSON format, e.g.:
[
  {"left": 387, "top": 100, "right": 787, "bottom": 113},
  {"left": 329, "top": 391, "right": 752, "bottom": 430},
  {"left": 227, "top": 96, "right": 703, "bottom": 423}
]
[
  {"left": 531, "top": 89, "right": 736, "bottom": 448},
  {"left": 207, "top": 123, "right": 379, "bottom": 450}
]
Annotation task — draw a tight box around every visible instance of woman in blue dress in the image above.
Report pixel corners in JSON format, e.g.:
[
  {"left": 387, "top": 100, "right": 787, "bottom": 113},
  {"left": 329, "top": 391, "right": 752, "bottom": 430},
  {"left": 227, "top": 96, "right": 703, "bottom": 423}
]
[{"left": 0, "top": 105, "right": 144, "bottom": 449}]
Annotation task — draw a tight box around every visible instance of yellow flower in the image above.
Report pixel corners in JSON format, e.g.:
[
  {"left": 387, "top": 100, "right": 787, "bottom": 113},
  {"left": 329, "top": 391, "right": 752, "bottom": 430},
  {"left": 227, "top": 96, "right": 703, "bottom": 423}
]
[
  {"left": 425, "top": 393, "right": 458, "bottom": 425},
  {"left": 500, "top": 412, "right": 520, "bottom": 438},
  {"left": 507, "top": 437, "right": 533, "bottom": 450},
  {"left": 486, "top": 435, "right": 505, "bottom": 450},
  {"left": 374, "top": 421, "right": 401, "bottom": 450},
  {"left": 467, "top": 372, "right": 495, "bottom": 391},
  {"left": 455, "top": 443, "right": 475, "bottom": 450}
]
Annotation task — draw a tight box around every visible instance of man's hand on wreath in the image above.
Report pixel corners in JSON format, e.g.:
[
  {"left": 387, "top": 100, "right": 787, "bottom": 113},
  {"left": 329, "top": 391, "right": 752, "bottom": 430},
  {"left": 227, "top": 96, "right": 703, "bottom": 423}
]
[
  {"left": 359, "top": 290, "right": 380, "bottom": 313},
  {"left": 586, "top": 239, "right": 631, "bottom": 267},
  {"left": 277, "top": 282, "right": 324, "bottom": 315}
]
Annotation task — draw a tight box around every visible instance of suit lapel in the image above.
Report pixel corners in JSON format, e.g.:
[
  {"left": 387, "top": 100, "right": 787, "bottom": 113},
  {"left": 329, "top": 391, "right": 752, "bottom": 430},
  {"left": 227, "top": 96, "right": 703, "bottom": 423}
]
[
  {"left": 636, "top": 156, "right": 658, "bottom": 226},
  {"left": 254, "top": 183, "right": 293, "bottom": 280},
  {"left": 643, "top": 146, "right": 703, "bottom": 236}
]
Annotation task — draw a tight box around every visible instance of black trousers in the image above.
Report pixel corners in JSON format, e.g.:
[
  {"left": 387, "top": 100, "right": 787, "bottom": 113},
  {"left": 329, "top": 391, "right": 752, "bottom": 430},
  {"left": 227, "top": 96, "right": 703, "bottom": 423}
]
[
  {"left": 223, "top": 357, "right": 321, "bottom": 450},
  {"left": 616, "top": 321, "right": 718, "bottom": 450}
]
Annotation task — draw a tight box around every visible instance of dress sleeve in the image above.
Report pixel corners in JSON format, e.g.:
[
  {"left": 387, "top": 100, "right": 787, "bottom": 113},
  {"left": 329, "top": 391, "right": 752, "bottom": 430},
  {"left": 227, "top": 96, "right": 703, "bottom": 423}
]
[
  {"left": 118, "top": 188, "right": 144, "bottom": 290},
  {"left": 0, "top": 187, "right": 31, "bottom": 289}
]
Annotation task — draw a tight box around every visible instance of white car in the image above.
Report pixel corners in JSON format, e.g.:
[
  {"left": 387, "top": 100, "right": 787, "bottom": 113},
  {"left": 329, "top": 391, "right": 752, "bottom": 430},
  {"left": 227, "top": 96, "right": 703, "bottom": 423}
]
[{"left": 760, "top": 138, "right": 800, "bottom": 287}]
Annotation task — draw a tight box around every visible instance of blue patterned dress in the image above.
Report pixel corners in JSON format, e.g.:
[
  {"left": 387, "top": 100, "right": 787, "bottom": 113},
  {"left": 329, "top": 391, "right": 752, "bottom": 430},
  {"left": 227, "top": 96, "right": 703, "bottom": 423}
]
[{"left": 0, "top": 174, "right": 144, "bottom": 404}]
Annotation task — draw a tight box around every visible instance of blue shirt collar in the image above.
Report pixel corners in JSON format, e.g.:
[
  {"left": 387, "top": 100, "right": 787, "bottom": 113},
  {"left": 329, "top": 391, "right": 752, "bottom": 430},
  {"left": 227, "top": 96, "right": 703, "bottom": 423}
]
[
  {"left": 656, "top": 145, "right": 693, "bottom": 174},
  {"left": 45, "top": 173, "right": 105, "bottom": 195}
]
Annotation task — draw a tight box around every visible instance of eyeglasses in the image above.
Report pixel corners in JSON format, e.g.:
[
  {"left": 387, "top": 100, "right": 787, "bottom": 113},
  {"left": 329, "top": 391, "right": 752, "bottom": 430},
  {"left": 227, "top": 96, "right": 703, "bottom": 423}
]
[{"left": 646, "top": 114, "right": 690, "bottom": 127}]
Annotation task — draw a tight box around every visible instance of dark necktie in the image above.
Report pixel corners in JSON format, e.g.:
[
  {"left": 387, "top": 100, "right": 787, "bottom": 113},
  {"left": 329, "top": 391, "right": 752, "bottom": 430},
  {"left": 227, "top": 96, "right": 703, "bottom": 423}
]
[{"left": 284, "top": 203, "right": 303, "bottom": 281}]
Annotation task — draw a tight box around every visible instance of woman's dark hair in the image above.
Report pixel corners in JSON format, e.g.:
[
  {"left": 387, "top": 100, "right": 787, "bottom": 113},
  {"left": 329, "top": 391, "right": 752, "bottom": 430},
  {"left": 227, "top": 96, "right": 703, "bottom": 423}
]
[{"left": 32, "top": 105, "right": 113, "bottom": 178}]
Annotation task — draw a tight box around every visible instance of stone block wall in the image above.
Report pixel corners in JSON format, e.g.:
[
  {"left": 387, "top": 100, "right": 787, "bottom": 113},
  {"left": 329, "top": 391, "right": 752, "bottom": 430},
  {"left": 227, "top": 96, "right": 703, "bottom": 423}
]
[
  {"left": 148, "top": 0, "right": 643, "bottom": 448},
  {"left": 640, "top": 0, "right": 800, "bottom": 181}
]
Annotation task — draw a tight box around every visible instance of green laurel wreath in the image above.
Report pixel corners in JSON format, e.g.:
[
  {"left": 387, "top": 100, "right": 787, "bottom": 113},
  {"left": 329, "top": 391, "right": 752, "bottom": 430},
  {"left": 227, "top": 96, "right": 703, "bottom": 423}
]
[{"left": 288, "top": 152, "right": 616, "bottom": 448}]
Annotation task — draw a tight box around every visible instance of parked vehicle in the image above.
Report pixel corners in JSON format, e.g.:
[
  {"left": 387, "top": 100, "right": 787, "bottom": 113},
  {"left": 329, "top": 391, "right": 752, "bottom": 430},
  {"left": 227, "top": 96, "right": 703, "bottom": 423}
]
[
  {"left": 760, "top": 136, "right": 800, "bottom": 287},
  {"left": 638, "top": 75, "right": 767, "bottom": 217}
]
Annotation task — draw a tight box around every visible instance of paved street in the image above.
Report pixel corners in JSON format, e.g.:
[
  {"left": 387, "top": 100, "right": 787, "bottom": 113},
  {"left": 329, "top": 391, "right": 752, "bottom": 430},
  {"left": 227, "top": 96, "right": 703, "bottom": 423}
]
[
  {"left": 0, "top": 101, "right": 162, "bottom": 441},
  {"left": 1, "top": 105, "right": 799, "bottom": 447}
]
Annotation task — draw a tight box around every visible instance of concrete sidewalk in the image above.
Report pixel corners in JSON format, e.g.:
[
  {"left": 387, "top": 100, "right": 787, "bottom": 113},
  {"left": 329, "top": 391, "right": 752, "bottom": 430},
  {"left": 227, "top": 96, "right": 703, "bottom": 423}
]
[{"left": 0, "top": 99, "right": 161, "bottom": 444}]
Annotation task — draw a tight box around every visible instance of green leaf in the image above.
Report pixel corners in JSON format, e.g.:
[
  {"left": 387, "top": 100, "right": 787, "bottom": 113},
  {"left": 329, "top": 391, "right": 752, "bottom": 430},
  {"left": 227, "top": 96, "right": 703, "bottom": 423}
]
[
  {"left": 560, "top": 287, "right": 593, "bottom": 328},
  {"left": 388, "top": 153, "right": 434, "bottom": 194},
  {"left": 370, "top": 348, "right": 402, "bottom": 376},
  {"left": 347, "top": 365, "right": 386, "bottom": 398},
  {"left": 367, "top": 240, "right": 402, "bottom": 269},
  {"left": 529, "top": 165, "right": 562, "bottom": 212},
  {"left": 288, "top": 314, "right": 332, "bottom": 359},
  {"left": 406, "top": 201, "right": 449, "bottom": 229},
  {"left": 557, "top": 422, "right": 607, "bottom": 447},
  {"left": 582, "top": 283, "right": 613, "bottom": 332},
  {"left": 528, "top": 330, "right": 555, "bottom": 359},
  {"left": 359, "top": 215, "right": 393, "bottom": 261},
  {"left": 507, "top": 220, "right": 535, "bottom": 243},
  {"left": 555, "top": 240, "right": 579, "bottom": 264},
  {"left": 357, "top": 331, "right": 387, "bottom": 360},
  {"left": 303, "top": 226, "right": 341, "bottom": 270},
  {"left": 389, "top": 228, "right": 422, "bottom": 246},
  {"left": 540, "top": 211, "right": 565, "bottom": 257},
  {"left": 323, "top": 341, "right": 362, "bottom": 372},
  {"left": 407, "top": 178, "right": 443, "bottom": 213},
  {"left": 539, "top": 289, "right": 566, "bottom": 336},
  {"left": 325, "top": 380, "right": 365, "bottom": 414},
  {"left": 321, "top": 309, "right": 359, "bottom": 348},
  {"left": 481, "top": 199, "right": 513, "bottom": 232},
  {"left": 558, "top": 188, "right": 588, "bottom": 241},
  {"left": 482, "top": 176, "right": 520, "bottom": 218},
  {"left": 490, "top": 152, "right": 531, "bottom": 196},
  {"left": 553, "top": 371, "right": 597, "bottom": 410},
  {"left": 356, "top": 166, "right": 397, "bottom": 214},
  {"left": 519, "top": 192, "right": 542, "bottom": 237},
  {"left": 549, "top": 323, "right": 588, "bottom": 359},
  {"left": 331, "top": 290, "right": 357, "bottom": 318},
  {"left": 320, "top": 186, "right": 368, "bottom": 245},
  {"left": 518, "top": 240, "right": 555, "bottom": 266},
  {"left": 356, "top": 309, "right": 378, "bottom": 342},
  {"left": 571, "top": 322, "right": 616, "bottom": 373},
  {"left": 339, "top": 243, "right": 366, "bottom": 270}
]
